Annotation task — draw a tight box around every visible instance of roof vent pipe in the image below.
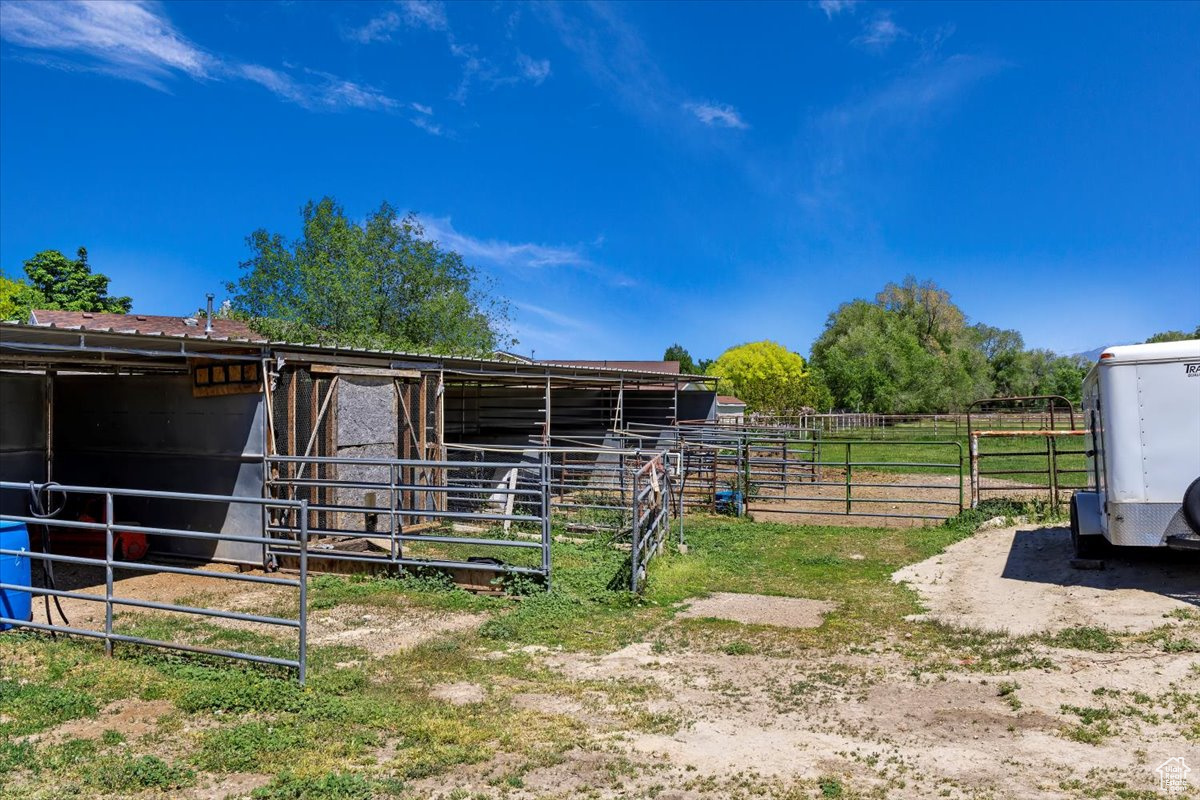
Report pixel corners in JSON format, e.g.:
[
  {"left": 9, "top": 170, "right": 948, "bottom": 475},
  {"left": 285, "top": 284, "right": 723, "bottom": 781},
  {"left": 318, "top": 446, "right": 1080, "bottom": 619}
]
[{"left": 205, "top": 293, "right": 214, "bottom": 334}]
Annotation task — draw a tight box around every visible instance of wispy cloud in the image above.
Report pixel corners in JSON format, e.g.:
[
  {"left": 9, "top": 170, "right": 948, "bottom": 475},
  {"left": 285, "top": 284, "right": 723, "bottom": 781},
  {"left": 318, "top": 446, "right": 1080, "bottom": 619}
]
[
  {"left": 794, "top": 53, "right": 1006, "bottom": 216},
  {"left": 512, "top": 302, "right": 603, "bottom": 357},
  {"left": 399, "top": 0, "right": 448, "bottom": 32},
  {"left": 348, "top": 0, "right": 548, "bottom": 103},
  {"left": 417, "top": 215, "right": 634, "bottom": 286},
  {"left": 419, "top": 216, "right": 592, "bottom": 270},
  {"left": 1, "top": 0, "right": 401, "bottom": 114},
  {"left": 238, "top": 65, "right": 397, "bottom": 112},
  {"left": 815, "top": 0, "right": 857, "bottom": 19},
  {"left": 516, "top": 53, "right": 551, "bottom": 85},
  {"left": 0, "top": 0, "right": 213, "bottom": 88},
  {"left": 409, "top": 115, "right": 444, "bottom": 136},
  {"left": 537, "top": 1, "right": 672, "bottom": 122},
  {"left": 539, "top": 3, "right": 745, "bottom": 138},
  {"left": 854, "top": 12, "right": 907, "bottom": 52},
  {"left": 685, "top": 101, "right": 748, "bottom": 129}
]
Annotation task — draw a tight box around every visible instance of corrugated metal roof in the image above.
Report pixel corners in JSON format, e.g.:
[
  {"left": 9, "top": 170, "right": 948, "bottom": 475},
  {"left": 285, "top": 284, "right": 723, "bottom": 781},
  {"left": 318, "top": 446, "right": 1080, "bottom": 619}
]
[{"left": 1, "top": 321, "right": 714, "bottom": 381}]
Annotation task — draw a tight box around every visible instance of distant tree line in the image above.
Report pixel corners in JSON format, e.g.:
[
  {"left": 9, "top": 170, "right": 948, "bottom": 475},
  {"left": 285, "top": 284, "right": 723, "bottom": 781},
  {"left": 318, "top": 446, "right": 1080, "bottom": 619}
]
[{"left": 665, "top": 277, "right": 1198, "bottom": 414}]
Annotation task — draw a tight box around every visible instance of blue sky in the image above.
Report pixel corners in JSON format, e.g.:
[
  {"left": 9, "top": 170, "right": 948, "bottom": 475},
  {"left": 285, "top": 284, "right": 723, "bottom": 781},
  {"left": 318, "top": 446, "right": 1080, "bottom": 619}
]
[{"left": 1, "top": 1, "right": 1197, "bottom": 360}]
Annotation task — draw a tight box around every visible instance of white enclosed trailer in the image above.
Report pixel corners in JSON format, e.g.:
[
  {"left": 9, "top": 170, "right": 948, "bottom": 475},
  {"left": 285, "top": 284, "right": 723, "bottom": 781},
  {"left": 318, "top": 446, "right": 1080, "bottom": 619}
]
[{"left": 1071, "top": 339, "right": 1200, "bottom": 556}]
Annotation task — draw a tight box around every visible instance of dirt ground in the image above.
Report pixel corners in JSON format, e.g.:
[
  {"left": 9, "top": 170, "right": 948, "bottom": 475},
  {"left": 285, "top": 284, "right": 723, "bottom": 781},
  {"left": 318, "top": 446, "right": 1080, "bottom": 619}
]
[
  {"left": 404, "top": 525, "right": 1200, "bottom": 799},
  {"left": 27, "top": 562, "right": 486, "bottom": 656},
  {"left": 18, "top": 525, "right": 1200, "bottom": 799},
  {"left": 894, "top": 523, "right": 1200, "bottom": 634}
]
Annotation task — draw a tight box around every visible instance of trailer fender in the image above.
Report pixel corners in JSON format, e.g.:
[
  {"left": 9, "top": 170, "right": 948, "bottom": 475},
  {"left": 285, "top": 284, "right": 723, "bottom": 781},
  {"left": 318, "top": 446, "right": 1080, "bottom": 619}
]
[{"left": 1184, "top": 477, "right": 1200, "bottom": 535}]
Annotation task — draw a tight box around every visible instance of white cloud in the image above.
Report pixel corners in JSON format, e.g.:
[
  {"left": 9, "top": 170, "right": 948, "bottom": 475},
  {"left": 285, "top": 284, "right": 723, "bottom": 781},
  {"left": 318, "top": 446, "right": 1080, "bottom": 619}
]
[
  {"left": 346, "top": 10, "right": 402, "bottom": 44},
  {"left": 409, "top": 115, "right": 444, "bottom": 136},
  {"left": 0, "top": 0, "right": 213, "bottom": 88},
  {"left": 516, "top": 53, "right": 551, "bottom": 85},
  {"left": 816, "top": 0, "right": 857, "bottom": 19},
  {"left": 399, "top": 0, "right": 447, "bottom": 32},
  {"left": 417, "top": 215, "right": 635, "bottom": 287},
  {"left": 411, "top": 102, "right": 433, "bottom": 115},
  {"left": 854, "top": 12, "right": 907, "bottom": 51},
  {"left": 419, "top": 216, "right": 591, "bottom": 270},
  {"left": 684, "top": 101, "right": 749, "bottom": 130},
  {"left": 1, "top": 0, "right": 401, "bottom": 113}
]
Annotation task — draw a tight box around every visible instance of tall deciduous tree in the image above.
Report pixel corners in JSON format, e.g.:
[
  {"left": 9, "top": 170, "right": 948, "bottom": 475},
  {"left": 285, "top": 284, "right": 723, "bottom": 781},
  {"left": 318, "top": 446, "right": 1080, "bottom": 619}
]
[
  {"left": 16, "top": 248, "right": 131, "bottom": 314},
  {"left": 227, "top": 197, "right": 512, "bottom": 355},
  {"left": 706, "top": 340, "right": 829, "bottom": 412}
]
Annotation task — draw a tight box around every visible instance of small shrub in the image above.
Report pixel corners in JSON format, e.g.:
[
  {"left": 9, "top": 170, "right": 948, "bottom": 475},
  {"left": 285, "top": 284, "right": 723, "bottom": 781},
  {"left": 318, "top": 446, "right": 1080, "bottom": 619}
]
[
  {"left": 84, "top": 754, "right": 195, "bottom": 792},
  {"left": 251, "top": 772, "right": 375, "bottom": 800}
]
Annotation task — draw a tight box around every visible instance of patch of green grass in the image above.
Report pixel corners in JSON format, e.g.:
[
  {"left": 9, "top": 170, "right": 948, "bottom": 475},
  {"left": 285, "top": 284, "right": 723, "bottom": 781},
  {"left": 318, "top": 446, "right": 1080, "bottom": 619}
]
[
  {"left": 82, "top": 754, "right": 196, "bottom": 792},
  {"left": 251, "top": 771, "right": 379, "bottom": 800},
  {"left": 195, "top": 721, "right": 313, "bottom": 772},
  {"left": 721, "top": 641, "right": 754, "bottom": 656},
  {"left": 0, "top": 679, "right": 98, "bottom": 736},
  {"left": 1044, "top": 626, "right": 1121, "bottom": 653}
]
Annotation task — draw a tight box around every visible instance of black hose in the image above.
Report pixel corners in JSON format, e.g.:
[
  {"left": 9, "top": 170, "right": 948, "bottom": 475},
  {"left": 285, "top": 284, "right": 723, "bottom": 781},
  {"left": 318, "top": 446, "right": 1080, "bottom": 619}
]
[{"left": 28, "top": 482, "right": 70, "bottom": 629}]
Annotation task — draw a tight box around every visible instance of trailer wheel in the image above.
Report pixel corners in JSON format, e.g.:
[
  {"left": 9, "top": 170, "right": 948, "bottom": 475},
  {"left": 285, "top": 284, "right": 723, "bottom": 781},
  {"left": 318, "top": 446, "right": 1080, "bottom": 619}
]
[
  {"left": 1070, "top": 493, "right": 1107, "bottom": 558},
  {"left": 1184, "top": 477, "right": 1200, "bottom": 534}
]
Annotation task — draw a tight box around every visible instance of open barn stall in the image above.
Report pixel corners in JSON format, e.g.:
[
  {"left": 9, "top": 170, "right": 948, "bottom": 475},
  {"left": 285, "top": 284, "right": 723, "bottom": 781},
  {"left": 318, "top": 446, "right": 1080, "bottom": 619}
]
[{"left": 0, "top": 326, "right": 270, "bottom": 565}]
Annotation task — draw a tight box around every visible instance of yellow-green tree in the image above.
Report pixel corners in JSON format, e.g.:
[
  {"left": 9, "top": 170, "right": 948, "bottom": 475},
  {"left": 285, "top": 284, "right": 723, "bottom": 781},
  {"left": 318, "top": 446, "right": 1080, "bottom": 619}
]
[{"left": 706, "top": 340, "right": 829, "bottom": 413}]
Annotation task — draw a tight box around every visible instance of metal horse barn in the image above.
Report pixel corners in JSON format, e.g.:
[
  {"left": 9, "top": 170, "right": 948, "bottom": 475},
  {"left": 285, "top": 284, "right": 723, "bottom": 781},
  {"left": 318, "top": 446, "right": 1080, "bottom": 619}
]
[
  {"left": 1070, "top": 338, "right": 1200, "bottom": 556},
  {"left": 0, "top": 313, "right": 714, "bottom": 678}
]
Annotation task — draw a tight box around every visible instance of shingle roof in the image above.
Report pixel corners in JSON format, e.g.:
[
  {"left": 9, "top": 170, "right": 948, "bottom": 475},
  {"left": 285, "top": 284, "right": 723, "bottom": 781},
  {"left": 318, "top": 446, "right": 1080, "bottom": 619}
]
[
  {"left": 717, "top": 395, "right": 746, "bottom": 405},
  {"left": 28, "top": 310, "right": 261, "bottom": 341}
]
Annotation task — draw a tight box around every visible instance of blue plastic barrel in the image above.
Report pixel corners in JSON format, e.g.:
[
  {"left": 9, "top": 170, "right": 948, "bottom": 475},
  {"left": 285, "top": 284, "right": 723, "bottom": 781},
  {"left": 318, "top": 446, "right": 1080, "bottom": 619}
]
[{"left": 0, "top": 520, "right": 32, "bottom": 631}]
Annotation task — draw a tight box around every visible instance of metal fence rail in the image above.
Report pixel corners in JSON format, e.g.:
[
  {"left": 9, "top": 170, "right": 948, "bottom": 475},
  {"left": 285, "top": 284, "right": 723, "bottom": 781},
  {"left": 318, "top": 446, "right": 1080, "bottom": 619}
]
[
  {"left": 630, "top": 454, "right": 672, "bottom": 592},
  {"left": 266, "top": 454, "right": 552, "bottom": 583},
  {"left": 446, "top": 443, "right": 679, "bottom": 592},
  {"left": 742, "top": 440, "right": 964, "bottom": 521},
  {"left": 0, "top": 481, "right": 308, "bottom": 682},
  {"left": 969, "top": 430, "right": 1088, "bottom": 510}
]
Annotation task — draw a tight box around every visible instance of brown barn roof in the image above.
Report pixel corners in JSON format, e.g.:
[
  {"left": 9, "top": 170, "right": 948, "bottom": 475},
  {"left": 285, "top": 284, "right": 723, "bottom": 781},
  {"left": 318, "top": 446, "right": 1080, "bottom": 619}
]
[
  {"left": 717, "top": 395, "right": 746, "bottom": 406},
  {"left": 28, "top": 310, "right": 261, "bottom": 341}
]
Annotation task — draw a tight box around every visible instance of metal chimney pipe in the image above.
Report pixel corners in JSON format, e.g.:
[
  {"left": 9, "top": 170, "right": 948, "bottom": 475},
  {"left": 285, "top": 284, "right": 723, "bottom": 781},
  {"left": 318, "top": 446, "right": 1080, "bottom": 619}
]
[{"left": 205, "top": 293, "right": 214, "bottom": 334}]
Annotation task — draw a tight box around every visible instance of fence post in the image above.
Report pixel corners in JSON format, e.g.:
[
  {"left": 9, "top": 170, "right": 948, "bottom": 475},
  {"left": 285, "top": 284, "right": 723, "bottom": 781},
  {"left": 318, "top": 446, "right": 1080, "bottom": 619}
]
[
  {"left": 104, "top": 491, "right": 114, "bottom": 659},
  {"left": 631, "top": 468, "right": 641, "bottom": 592},
  {"left": 389, "top": 462, "right": 398, "bottom": 562},
  {"left": 970, "top": 434, "right": 980, "bottom": 508},
  {"left": 844, "top": 442, "right": 852, "bottom": 515},
  {"left": 541, "top": 452, "right": 552, "bottom": 591},
  {"left": 1048, "top": 436, "right": 1059, "bottom": 512},
  {"left": 298, "top": 499, "right": 308, "bottom": 686}
]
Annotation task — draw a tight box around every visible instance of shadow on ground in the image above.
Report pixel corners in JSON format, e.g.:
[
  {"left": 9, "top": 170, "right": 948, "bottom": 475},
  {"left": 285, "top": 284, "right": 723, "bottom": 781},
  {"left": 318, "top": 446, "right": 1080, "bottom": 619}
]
[{"left": 1001, "top": 526, "right": 1200, "bottom": 608}]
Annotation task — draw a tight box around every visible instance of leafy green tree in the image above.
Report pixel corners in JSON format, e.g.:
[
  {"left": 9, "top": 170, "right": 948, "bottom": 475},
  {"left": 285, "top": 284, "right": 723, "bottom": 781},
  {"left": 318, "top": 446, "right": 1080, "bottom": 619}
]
[
  {"left": 1145, "top": 326, "right": 1200, "bottom": 343},
  {"left": 19, "top": 248, "right": 131, "bottom": 313},
  {"left": 227, "top": 197, "right": 512, "bottom": 355},
  {"left": 875, "top": 275, "right": 965, "bottom": 351},
  {"left": 0, "top": 274, "right": 45, "bottom": 322},
  {"left": 706, "top": 340, "right": 829, "bottom": 412},
  {"left": 810, "top": 284, "right": 991, "bottom": 413},
  {"left": 970, "top": 324, "right": 1034, "bottom": 397},
  {"left": 662, "top": 343, "right": 697, "bottom": 374}
]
